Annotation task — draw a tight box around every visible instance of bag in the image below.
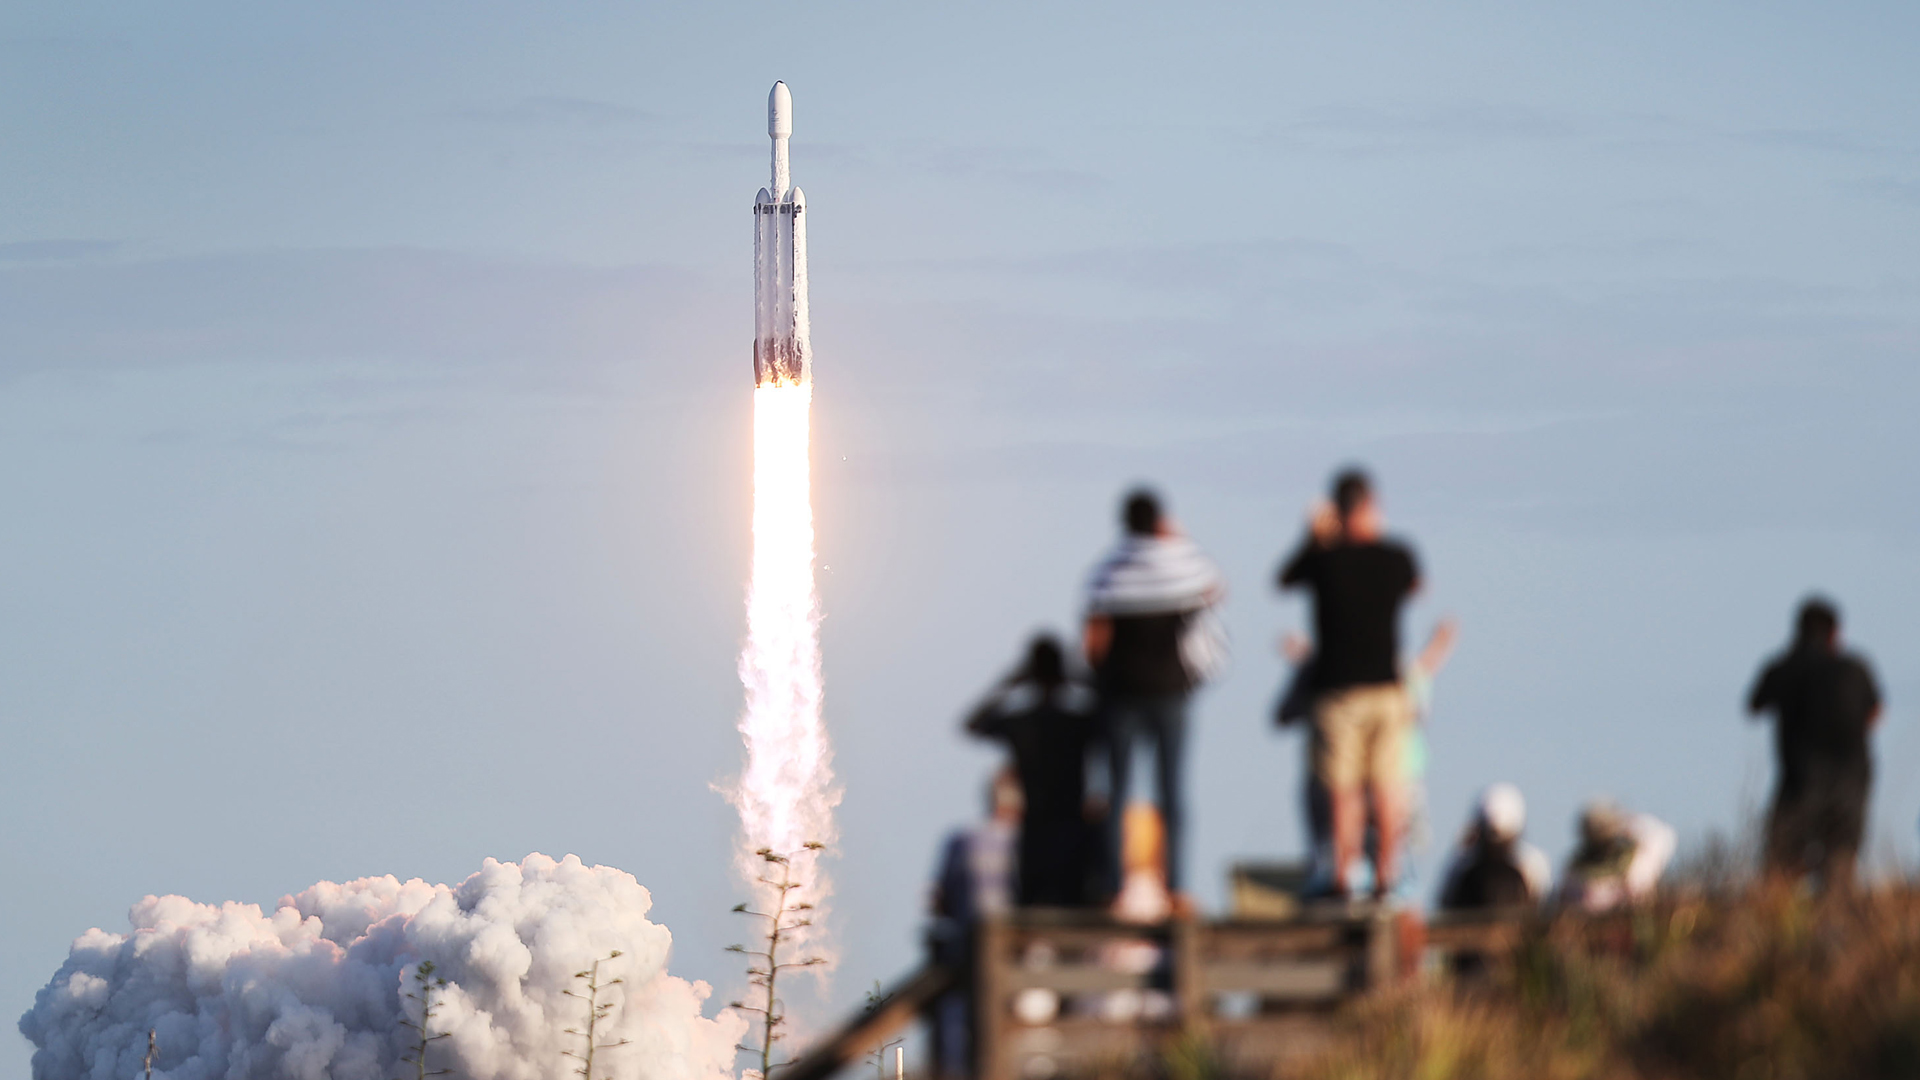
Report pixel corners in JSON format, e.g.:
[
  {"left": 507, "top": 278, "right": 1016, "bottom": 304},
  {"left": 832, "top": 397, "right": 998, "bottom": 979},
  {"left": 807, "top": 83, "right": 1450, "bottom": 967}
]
[
  {"left": 1178, "top": 606, "right": 1231, "bottom": 685},
  {"left": 1273, "top": 658, "right": 1317, "bottom": 727}
]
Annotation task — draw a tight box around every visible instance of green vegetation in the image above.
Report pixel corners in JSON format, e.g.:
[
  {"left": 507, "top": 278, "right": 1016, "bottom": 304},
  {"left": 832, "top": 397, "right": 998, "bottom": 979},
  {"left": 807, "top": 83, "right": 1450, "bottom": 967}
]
[
  {"left": 398, "top": 961, "right": 453, "bottom": 1080},
  {"left": 729, "top": 843, "right": 828, "bottom": 1079},
  {"left": 1286, "top": 886, "right": 1920, "bottom": 1080},
  {"left": 562, "top": 952, "right": 629, "bottom": 1080}
]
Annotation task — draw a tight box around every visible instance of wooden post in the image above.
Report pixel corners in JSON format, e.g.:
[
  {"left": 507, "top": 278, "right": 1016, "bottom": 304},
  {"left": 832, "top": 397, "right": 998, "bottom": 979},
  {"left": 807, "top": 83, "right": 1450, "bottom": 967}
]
[
  {"left": 1171, "top": 917, "right": 1208, "bottom": 1035},
  {"left": 1363, "top": 908, "right": 1397, "bottom": 991},
  {"left": 974, "top": 917, "right": 1010, "bottom": 1080}
]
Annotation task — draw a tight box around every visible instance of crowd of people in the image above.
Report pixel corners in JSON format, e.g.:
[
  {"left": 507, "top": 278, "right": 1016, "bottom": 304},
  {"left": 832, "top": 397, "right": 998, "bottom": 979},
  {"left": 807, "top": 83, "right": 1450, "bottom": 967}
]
[{"left": 931, "top": 467, "right": 1889, "bottom": 927}]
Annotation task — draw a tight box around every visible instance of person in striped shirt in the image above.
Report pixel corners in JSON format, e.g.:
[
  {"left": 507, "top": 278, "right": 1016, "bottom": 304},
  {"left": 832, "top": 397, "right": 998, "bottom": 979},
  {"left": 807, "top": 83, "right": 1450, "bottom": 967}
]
[{"left": 1083, "top": 488, "right": 1226, "bottom": 907}]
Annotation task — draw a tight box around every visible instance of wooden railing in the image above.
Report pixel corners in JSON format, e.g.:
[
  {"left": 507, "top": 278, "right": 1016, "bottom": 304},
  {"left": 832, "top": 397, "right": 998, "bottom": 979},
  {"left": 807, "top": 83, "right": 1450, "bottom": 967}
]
[
  {"left": 782, "top": 907, "right": 1527, "bottom": 1080},
  {"left": 974, "top": 908, "right": 1424, "bottom": 1080}
]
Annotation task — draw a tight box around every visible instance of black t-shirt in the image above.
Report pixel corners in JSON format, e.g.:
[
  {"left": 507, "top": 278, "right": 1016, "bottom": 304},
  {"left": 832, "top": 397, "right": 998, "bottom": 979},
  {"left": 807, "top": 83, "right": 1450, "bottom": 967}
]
[
  {"left": 1748, "top": 645, "right": 1881, "bottom": 781},
  {"left": 969, "top": 685, "right": 1101, "bottom": 822},
  {"left": 1096, "top": 611, "right": 1192, "bottom": 698},
  {"left": 1278, "top": 539, "right": 1419, "bottom": 691}
]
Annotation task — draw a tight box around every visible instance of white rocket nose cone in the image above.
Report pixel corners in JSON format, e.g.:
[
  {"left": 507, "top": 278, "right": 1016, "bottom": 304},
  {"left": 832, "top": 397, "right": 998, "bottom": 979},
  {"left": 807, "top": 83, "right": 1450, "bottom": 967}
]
[{"left": 768, "top": 82, "right": 793, "bottom": 138}]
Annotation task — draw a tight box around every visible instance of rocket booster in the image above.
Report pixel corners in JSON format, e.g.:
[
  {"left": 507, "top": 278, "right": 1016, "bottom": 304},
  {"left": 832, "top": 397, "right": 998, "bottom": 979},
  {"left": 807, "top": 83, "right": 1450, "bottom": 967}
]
[{"left": 753, "top": 82, "right": 810, "bottom": 387}]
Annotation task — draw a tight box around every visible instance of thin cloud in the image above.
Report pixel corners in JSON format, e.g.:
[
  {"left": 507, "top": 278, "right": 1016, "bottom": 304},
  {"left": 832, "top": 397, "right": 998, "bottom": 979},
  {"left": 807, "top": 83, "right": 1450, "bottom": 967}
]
[
  {"left": 1730, "top": 126, "right": 1883, "bottom": 154},
  {"left": 1266, "top": 103, "right": 1589, "bottom": 155},
  {"left": 0, "top": 239, "right": 124, "bottom": 263},
  {"left": 446, "top": 95, "right": 656, "bottom": 129},
  {"left": 0, "top": 247, "right": 729, "bottom": 381},
  {"left": 1862, "top": 178, "right": 1920, "bottom": 206}
]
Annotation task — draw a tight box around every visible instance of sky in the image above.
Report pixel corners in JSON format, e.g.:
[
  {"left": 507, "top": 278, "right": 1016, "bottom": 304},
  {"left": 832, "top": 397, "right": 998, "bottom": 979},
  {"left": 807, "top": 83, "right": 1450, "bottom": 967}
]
[{"left": 4, "top": 1, "right": 1920, "bottom": 1075}]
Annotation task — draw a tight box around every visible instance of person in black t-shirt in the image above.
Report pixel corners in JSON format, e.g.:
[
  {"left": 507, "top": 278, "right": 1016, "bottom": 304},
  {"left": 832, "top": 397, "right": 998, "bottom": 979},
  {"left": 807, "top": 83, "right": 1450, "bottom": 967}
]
[
  {"left": 1278, "top": 468, "right": 1420, "bottom": 899},
  {"left": 1748, "top": 597, "right": 1883, "bottom": 890},
  {"left": 964, "top": 634, "right": 1103, "bottom": 907}
]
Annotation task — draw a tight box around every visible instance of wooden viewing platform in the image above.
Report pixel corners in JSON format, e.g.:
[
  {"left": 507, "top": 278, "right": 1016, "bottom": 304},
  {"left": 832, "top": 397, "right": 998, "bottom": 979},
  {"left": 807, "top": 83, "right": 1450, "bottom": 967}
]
[{"left": 783, "top": 905, "right": 1528, "bottom": 1080}]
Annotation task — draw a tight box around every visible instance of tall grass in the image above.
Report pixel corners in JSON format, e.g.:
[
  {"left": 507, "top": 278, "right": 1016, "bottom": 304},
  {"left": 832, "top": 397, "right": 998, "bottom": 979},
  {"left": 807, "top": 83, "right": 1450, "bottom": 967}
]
[{"left": 1286, "top": 885, "right": 1920, "bottom": 1080}]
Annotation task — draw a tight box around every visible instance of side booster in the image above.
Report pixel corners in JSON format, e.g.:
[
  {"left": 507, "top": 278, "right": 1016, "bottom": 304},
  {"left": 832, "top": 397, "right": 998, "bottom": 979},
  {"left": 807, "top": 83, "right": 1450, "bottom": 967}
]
[{"left": 753, "top": 81, "right": 811, "bottom": 387}]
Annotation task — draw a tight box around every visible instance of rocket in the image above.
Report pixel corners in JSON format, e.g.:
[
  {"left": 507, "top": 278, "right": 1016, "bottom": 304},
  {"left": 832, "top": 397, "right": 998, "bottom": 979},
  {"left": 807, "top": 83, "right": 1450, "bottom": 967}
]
[{"left": 753, "top": 82, "right": 811, "bottom": 387}]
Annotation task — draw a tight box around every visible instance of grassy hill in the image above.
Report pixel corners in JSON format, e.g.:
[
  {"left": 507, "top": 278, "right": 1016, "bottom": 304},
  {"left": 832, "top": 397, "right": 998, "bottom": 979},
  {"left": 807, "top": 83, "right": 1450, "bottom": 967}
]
[{"left": 1283, "top": 886, "right": 1920, "bottom": 1080}]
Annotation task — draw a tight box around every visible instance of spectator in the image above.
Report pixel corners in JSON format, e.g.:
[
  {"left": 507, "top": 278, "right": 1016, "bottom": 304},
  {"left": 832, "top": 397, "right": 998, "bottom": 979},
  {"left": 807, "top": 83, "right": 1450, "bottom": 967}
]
[
  {"left": 1556, "top": 800, "right": 1676, "bottom": 912},
  {"left": 927, "top": 770, "right": 1022, "bottom": 1079},
  {"left": 1280, "top": 619, "right": 1457, "bottom": 900},
  {"left": 1438, "top": 783, "right": 1552, "bottom": 911},
  {"left": 1748, "top": 597, "right": 1883, "bottom": 890},
  {"left": 1278, "top": 468, "right": 1421, "bottom": 899},
  {"left": 964, "top": 634, "right": 1103, "bottom": 907},
  {"left": 1083, "top": 488, "right": 1225, "bottom": 905}
]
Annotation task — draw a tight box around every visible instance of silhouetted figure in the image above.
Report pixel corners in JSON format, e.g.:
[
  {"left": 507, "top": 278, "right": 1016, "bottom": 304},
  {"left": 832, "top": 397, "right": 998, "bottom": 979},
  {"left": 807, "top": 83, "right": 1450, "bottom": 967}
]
[
  {"left": 928, "top": 771, "right": 1021, "bottom": 1079},
  {"left": 964, "top": 634, "right": 1102, "bottom": 907},
  {"left": 1748, "top": 597, "right": 1883, "bottom": 890},
  {"left": 1556, "top": 800, "right": 1676, "bottom": 912},
  {"left": 1438, "top": 783, "right": 1551, "bottom": 911},
  {"left": 1083, "top": 488, "right": 1225, "bottom": 902},
  {"left": 1278, "top": 468, "right": 1420, "bottom": 899}
]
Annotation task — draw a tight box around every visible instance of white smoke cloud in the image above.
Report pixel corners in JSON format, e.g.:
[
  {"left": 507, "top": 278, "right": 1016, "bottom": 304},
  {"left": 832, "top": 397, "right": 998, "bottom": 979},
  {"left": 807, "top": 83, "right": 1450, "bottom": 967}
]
[{"left": 18, "top": 854, "right": 747, "bottom": 1080}]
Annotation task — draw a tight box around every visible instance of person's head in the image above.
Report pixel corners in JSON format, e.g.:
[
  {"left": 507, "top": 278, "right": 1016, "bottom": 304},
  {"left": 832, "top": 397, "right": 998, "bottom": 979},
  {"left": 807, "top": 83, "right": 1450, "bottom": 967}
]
[
  {"left": 1578, "top": 799, "right": 1628, "bottom": 849},
  {"left": 1330, "top": 468, "right": 1381, "bottom": 541},
  {"left": 1020, "top": 633, "right": 1068, "bottom": 687},
  {"left": 1122, "top": 488, "right": 1163, "bottom": 537},
  {"left": 988, "top": 767, "right": 1024, "bottom": 822},
  {"left": 1795, "top": 597, "right": 1840, "bottom": 650},
  {"left": 1476, "top": 783, "right": 1527, "bottom": 845}
]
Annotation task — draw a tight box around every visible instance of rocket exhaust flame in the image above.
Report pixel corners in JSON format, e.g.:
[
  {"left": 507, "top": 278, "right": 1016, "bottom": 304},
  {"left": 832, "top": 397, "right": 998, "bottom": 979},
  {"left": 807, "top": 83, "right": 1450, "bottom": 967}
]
[{"left": 732, "top": 82, "right": 835, "bottom": 967}]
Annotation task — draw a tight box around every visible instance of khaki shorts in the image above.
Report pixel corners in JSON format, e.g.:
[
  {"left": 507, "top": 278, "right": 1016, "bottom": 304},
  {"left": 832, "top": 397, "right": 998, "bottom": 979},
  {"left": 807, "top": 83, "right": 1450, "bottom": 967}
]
[{"left": 1310, "top": 683, "right": 1414, "bottom": 793}]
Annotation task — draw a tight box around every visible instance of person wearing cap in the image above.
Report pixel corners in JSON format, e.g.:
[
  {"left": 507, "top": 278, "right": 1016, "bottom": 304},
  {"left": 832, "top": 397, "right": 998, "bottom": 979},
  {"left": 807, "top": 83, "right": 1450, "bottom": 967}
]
[
  {"left": 1556, "top": 801, "right": 1676, "bottom": 912},
  {"left": 1437, "top": 783, "right": 1551, "bottom": 910}
]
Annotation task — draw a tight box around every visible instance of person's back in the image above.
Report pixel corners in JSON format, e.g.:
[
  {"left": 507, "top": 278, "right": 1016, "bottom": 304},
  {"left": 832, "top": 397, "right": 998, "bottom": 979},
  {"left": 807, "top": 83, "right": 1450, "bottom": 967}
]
[
  {"left": 1098, "top": 607, "right": 1190, "bottom": 698},
  {"left": 1440, "top": 840, "right": 1532, "bottom": 910},
  {"left": 1558, "top": 802, "right": 1676, "bottom": 912},
  {"left": 972, "top": 682, "right": 1098, "bottom": 823},
  {"left": 1437, "top": 783, "right": 1550, "bottom": 911},
  {"left": 928, "top": 773, "right": 1022, "bottom": 1080},
  {"left": 1277, "top": 468, "right": 1421, "bottom": 898},
  {"left": 966, "top": 635, "right": 1102, "bottom": 906},
  {"left": 1281, "top": 541, "right": 1418, "bottom": 691},
  {"left": 1747, "top": 598, "right": 1882, "bottom": 885},
  {"left": 1082, "top": 489, "right": 1224, "bottom": 903},
  {"left": 1752, "top": 646, "right": 1879, "bottom": 784}
]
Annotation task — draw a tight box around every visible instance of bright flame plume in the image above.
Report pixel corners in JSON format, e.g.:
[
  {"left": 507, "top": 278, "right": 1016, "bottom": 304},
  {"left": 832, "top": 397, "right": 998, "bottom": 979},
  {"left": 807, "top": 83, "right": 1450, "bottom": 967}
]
[{"left": 732, "top": 382, "right": 837, "bottom": 958}]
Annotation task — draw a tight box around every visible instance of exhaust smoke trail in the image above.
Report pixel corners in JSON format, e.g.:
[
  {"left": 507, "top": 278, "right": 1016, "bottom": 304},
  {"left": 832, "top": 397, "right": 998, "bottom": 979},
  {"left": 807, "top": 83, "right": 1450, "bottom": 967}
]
[
  {"left": 729, "top": 80, "right": 836, "bottom": 964},
  {"left": 733, "top": 381, "right": 835, "bottom": 945}
]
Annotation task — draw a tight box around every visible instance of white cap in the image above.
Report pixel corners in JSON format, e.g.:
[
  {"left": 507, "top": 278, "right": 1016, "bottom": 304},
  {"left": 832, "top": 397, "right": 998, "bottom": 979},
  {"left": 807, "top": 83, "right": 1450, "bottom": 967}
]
[
  {"left": 768, "top": 81, "right": 792, "bottom": 139},
  {"left": 1478, "top": 782, "right": 1526, "bottom": 841}
]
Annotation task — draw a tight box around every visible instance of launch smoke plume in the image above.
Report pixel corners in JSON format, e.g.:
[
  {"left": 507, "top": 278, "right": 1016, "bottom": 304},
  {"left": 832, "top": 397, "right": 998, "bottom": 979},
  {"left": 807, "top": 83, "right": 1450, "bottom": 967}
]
[
  {"left": 18, "top": 854, "right": 745, "bottom": 1080},
  {"left": 730, "top": 382, "right": 837, "bottom": 958}
]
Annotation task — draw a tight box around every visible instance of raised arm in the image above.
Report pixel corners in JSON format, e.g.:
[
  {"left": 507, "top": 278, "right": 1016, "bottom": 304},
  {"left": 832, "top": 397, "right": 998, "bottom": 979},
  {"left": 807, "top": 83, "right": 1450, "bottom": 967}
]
[
  {"left": 1746, "top": 661, "right": 1779, "bottom": 717},
  {"left": 963, "top": 684, "right": 1011, "bottom": 738},
  {"left": 1414, "top": 617, "right": 1459, "bottom": 678},
  {"left": 1277, "top": 535, "right": 1316, "bottom": 589},
  {"left": 1278, "top": 501, "right": 1341, "bottom": 588}
]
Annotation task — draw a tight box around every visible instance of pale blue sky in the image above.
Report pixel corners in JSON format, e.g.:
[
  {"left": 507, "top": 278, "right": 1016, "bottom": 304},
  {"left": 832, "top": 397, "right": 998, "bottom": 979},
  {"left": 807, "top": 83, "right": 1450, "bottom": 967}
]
[{"left": 4, "top": 2, "right": 1920, "bottom": 1075}]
